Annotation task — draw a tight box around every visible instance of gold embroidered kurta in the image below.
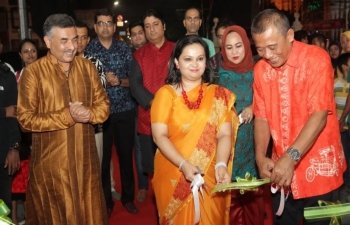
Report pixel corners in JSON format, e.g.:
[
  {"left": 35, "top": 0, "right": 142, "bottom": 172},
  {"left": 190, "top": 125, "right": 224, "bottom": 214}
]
[{"left": 17, "top": 53, "right": 110, "bottom": 225}]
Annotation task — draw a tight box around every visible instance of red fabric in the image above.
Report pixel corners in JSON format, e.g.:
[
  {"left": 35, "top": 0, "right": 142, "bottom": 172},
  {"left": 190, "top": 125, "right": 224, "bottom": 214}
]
[
  {"left": 11, "top": 159, "right": 29, "bottom": 193},
  {"left": 230, "top": 187, "right": 265, "bottom": 225},
  {"left": 15, "top": 70, "right": 21, "bottom": 83},
  {"left": 133, "top": 40, "right": 175, "bottom": 135},
  {"left": 221, "top": 26, "right": 254, "bottom": 73},
  {"left": 253, "top": 41, "right": 346, "bottom": 198}
]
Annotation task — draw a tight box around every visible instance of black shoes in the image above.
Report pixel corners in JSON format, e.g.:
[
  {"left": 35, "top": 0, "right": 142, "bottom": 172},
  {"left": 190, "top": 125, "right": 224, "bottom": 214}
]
[{"left": 123, "top": 202, "right": 139, "bottom": 214}]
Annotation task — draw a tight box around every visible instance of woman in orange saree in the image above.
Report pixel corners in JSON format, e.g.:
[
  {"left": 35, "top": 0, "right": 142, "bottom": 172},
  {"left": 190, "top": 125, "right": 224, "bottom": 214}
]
[{"left": 151, "top": 35, "right": 239, "bottom": 225}]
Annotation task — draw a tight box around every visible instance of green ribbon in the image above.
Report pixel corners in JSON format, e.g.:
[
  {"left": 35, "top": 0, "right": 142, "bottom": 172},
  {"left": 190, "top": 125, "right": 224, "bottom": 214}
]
[
  {"left": 211, "top": 172, "right": 270, "bottom": 194},
  {"left": 304, "top": 200, "right": 350, "bottom": 225},
  {"left": 0, "top": 200, "right": 14, "bottom": 225}
]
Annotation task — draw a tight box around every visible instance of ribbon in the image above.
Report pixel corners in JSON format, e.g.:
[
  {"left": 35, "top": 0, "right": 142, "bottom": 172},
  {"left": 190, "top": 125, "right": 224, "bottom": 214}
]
[
  {"left": 304, "top": 201, "right": 350, "bottom": 225},
  {"left": 0, "top": 200, "right": 14, "bottom": 225},
  {"left": 211, "top": 172, "right": 270, "bottom": 194},
  {"left": 190, "top": 174, "right": 205, "bottom": 224},
  {"left": 270, "top": 185, "right": 289, "bottom": 216}
]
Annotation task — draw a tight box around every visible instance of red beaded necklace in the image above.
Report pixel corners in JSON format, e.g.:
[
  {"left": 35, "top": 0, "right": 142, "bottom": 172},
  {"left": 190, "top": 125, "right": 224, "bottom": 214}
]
[{"left": 181, "top": 83, "right": 203, "bottom": 109}]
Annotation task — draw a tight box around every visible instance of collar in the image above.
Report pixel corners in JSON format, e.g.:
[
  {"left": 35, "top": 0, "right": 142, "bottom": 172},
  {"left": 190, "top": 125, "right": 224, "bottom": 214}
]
[
  {"left": 282, "top": 41, "right": 301, "bottom": 69},
  {"left": 46, "top": 51, "right": 73, "bottom": 70}
]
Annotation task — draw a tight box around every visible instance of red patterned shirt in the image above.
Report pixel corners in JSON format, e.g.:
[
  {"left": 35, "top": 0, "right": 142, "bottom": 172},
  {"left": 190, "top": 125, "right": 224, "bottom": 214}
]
[{"left": 253, "top": 41, "right": 346, "bottom": 199}]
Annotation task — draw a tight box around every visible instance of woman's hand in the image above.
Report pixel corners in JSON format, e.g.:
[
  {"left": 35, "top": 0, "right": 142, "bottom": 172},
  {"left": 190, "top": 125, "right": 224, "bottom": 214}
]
[
  {"left": 182, "top": 161, "right": 203, "bottom": 182},
  {"left": 215, "top": 166, "right": 230, "bottom": 186},
  {"left": 240, "top": 105, "right": 253, "bottom": 124}
]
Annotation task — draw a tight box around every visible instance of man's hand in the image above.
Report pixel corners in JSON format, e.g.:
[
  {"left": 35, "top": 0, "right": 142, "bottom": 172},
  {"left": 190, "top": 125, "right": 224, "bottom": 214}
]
[
  {"left": 270, "top": 153, "right": 295, "bottom": 187},
  {"left": 256, "top": 154, "right": 275, "bottom": 179},
  {"left": 4, "top": 150, "right": 20, "bottom": 175},
  {"left": 6, "top": 105, "right": 17, "bottom": 118},
  {"left": 69, "top": 102, "right": 91, "bottom": 123},
  {"left": 106, "top": 72, "right": 119, "bottom": 86},
  {"left": 339, "top": 119, "right": 345, "bottom": 132}
]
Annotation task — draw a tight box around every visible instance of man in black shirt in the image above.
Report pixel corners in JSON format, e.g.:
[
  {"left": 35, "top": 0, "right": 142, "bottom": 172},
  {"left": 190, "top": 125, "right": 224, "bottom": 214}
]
[{"left": 0, "top": 61, "right": 21, "bottom": 214}]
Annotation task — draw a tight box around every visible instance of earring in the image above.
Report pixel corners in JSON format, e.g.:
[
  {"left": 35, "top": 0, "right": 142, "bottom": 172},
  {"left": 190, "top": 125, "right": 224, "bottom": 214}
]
[{"left": 176, "top": 65, "right": 179, "bottom": 69}]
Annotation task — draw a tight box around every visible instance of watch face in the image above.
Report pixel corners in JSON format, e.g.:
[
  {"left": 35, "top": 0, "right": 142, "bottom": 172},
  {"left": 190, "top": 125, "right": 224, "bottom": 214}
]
[
  {"left": 288, "top": 148, "right": 301, "bottom": 161},
  {"left": 12, "top": 142, "right": 19, "bottom": 149}
]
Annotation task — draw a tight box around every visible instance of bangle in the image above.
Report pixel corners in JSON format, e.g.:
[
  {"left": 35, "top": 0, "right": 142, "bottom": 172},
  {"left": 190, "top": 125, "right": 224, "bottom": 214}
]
[
  {"left": 215, "top": 162, "right": 227, "bottom": 170},
  {"left": 179, "top": 159, "right": 188, "bottom": 171}
]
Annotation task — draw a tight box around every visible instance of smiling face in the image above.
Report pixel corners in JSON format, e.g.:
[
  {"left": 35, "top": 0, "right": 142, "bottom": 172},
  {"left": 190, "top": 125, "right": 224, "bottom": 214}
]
[
  {"left": 44, "top": 26, "right": 77, "bottom": 66},
  {"left": 19, "top": 42, "right": 38, "bottom": 66},
  {"left": 175, "top": 43, "right": 206, "bottom": 82},
  {"left": 130, "top": 25, "right": 147, "bottom": 50},
  {"left": 252, "top": 25, "right": 294, "bottom": 68},
  {"left": 224, "top": 31, "right": 245, "bottom": 65}
]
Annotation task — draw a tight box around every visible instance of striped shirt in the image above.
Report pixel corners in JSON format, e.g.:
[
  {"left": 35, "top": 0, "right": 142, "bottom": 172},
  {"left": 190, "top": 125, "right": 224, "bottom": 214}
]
[{"left": 334, "top": 77, "right": 349, "bottom": 129}]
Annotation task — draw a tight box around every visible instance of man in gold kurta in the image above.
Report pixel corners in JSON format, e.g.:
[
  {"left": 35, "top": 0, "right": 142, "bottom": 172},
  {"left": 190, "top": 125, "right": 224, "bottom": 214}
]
[{"left": 17, "top": 14, "right": 110, "bottom": 225}]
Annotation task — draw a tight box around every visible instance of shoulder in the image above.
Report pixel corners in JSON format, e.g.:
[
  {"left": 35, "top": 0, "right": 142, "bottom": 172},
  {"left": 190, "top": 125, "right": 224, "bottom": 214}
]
[
  {"left": 202, "top": 37, "right": 214, "bottom": 45},
  {"left": 156, "top": 85, "right": 177, "bottom": 98}
]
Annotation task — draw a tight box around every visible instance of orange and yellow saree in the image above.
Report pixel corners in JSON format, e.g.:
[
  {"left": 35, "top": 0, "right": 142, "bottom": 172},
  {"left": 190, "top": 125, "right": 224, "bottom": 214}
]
[{"left": 151, "top": 83, "right": 238, "bottom": 225}]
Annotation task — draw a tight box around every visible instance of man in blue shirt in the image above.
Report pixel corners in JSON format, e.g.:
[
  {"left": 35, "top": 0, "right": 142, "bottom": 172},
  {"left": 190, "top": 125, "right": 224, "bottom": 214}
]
[{"left": 85, "top": 8, "right": 138, "bottom": 215}]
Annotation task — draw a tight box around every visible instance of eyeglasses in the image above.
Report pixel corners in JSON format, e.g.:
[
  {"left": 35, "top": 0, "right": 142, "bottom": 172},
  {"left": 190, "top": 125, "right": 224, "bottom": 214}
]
[{"left": 96, "top": 21, "right": 115, "bottom": 27}]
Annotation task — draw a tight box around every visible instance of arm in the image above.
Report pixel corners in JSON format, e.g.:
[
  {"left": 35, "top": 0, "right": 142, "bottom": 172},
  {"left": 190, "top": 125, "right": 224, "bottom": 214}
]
[
  {"left": 215, "top": 121, "right": 233, "bottom": 184},
  {"left": 129, "top": 58, "right": 154, "bottom": 109},
  {"left": 5, "top": 73, "right": 20, "bottom": 174},
  {"left": 152, "top": 123, "right": 199, "bottom": 182},
  {"left": 339, "top": 93, "right": 350, "bottom": 125},
  {"left": 17, "top": 68, "right": 76, "bottom": 132},
  {"left": 271, "top": 54, "right": 334, "bottom": 187},
  {"left": 254, "top": 118, "right": 274, "bottom": 179},
  {"left": 271, "top": 110, "right": 328, "bottom": 186}
]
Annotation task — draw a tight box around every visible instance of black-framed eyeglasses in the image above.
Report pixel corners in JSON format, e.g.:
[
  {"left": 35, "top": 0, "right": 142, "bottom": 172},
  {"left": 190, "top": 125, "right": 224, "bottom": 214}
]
[{"left": 96, "top": 21, "right": 115, "bottom": 27}]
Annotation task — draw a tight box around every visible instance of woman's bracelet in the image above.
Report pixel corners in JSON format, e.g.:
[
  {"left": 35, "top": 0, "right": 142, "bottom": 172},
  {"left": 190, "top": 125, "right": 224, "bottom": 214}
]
[
  {"left": 215, "top": 162, "right": 227, "bottom": 170},
  {"left": 179, "top": 159, "right": 188, "bottom": 171}
]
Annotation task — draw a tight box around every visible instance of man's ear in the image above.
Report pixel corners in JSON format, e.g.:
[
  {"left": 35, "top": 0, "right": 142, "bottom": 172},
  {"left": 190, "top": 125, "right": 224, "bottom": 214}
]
[
  {"left": 286, "top": 28, "right": 294, "bottom": 43},
  {"left": 164, "top": 23, "right": 166, "bottom": 31},
  {"left": 43, "top": 36, "right": 51, "bottom": 49},
  {"left": 87, "top": 36, "right": 91, "bottom": 44}
]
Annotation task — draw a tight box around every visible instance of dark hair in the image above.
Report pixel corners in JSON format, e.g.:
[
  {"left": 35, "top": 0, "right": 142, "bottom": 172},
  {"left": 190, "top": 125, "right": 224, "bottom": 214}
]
[
  {"left": 166, "top": 35, "right": 213, "bottom": 85},
  {"left": 311, "top": 33, "right": 327, "bottom": 45},
  {"left": 337, "top": 53, "right": 350, "bottom": 72},
  {"left": 215, "top": 18, "right": 236, "bottom": 36},
  {"left": 75, "top": 20, "right": 89, "bottom": 32},
  {"left": 294, "top": 30, "right": 308, "bottom": 42},
  {"left": 129, "top": 20, "right": 144, "bottom": 32},
  {"left": 94, "top": 8, "right": 115, "bottom": 24},
  {"left": 183, "top": 7, "right": 202, "bottom": 20},
  {"left": 142, "top": 9, "right": 165, "bottom": 26},
  {"left": 18, "top": 38, "right": 38, "bottom": 53},
  {"left": 43, "top": 14, "right": 75, "bottom": 38},
  {"left": 251, "top": 9, "right": 290, "bottom": 36}
]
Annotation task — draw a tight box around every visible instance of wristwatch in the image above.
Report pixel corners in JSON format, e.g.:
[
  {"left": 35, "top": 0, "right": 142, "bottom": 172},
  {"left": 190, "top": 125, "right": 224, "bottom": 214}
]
[
  {"left": 286, "top": 148, "right": 301, "bottom": 163},
  {"left": 10, "top": 142, "right": 19, "bottom": 150}
]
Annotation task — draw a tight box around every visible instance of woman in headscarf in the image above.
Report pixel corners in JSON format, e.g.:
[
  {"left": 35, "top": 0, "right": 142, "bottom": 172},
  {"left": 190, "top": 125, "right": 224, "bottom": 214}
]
[{"left": 219, "top": 25, "right": 266, "bottom": 225}]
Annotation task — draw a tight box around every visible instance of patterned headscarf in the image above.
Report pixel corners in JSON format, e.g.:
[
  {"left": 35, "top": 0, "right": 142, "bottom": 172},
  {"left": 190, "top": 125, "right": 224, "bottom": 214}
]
[{"left": 221, "top": 25, "right": 254, "bottom": 73}]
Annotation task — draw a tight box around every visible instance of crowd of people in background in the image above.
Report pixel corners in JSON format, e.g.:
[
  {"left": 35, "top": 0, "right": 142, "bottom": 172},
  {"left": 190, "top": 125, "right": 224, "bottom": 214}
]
[{"left": 0, "top": 5, "right": 349, "bottom": 225}]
